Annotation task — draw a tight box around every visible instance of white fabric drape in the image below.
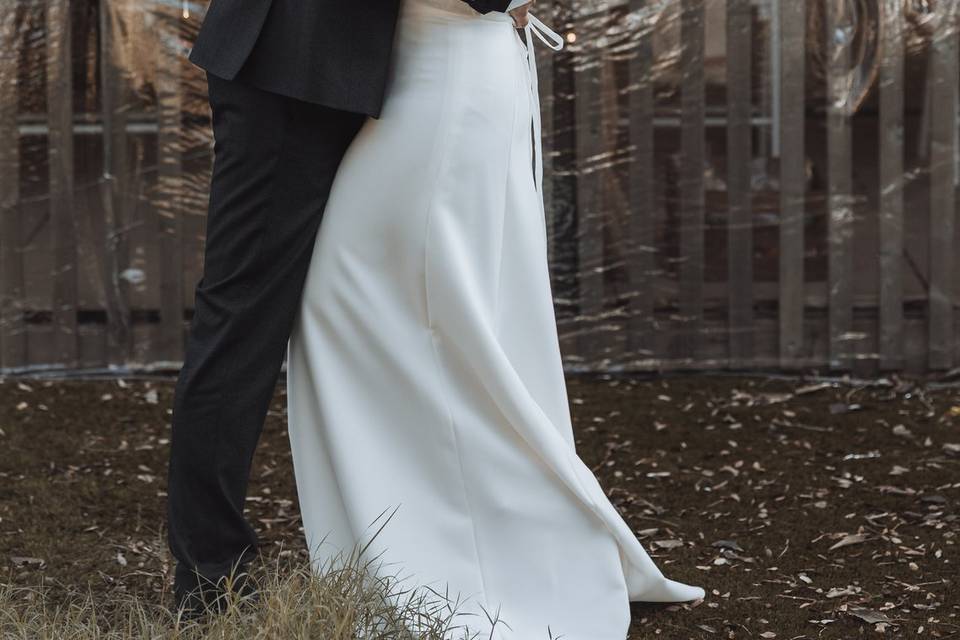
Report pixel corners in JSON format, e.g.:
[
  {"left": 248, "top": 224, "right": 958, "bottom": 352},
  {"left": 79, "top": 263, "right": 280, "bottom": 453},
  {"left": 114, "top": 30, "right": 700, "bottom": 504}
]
[{"left": 286, "top": 1, "right": 704, "bottom": 638}]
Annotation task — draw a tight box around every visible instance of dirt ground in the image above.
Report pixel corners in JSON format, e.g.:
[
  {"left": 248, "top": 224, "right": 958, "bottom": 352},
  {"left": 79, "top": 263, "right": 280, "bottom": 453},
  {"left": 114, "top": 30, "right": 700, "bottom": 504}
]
[{"left": 0, "top": 372, "right": 958, "bottom": 639}]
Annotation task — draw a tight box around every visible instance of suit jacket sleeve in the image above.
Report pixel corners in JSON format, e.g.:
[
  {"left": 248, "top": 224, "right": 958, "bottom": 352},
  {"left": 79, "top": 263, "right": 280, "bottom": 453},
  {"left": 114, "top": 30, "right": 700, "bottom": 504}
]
[{"left": 462, "top": 0, "right": 512, "bottom": 13}]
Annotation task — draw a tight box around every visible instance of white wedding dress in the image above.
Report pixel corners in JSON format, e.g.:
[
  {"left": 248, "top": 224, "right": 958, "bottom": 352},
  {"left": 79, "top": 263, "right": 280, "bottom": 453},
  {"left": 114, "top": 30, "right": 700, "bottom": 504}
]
[{"left": 285, "top": 0, "right": 705, "bottom": 637}]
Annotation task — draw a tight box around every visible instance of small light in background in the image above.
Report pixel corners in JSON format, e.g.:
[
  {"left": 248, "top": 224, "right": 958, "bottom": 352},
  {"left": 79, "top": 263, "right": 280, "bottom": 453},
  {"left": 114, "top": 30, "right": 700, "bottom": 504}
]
[
  {"left": 566, "top": 31, "right": 576, "bottom": 44},
  {"left": 182, "top": 1, "right": 190, "bottom": 19}
]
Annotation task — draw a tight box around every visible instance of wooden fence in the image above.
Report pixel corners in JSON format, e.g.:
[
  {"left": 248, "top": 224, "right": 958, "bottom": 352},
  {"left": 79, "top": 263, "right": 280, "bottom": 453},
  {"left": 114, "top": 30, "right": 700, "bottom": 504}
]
[{"left": 0, "top": 0, "right": 958, "bottom": 376}]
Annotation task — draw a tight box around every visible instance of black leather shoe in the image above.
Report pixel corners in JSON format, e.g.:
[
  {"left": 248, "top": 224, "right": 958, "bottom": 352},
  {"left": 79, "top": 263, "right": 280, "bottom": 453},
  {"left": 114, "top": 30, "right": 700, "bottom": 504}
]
[{"left": 173, "top": 563, "right": 260, "bottom": 620}]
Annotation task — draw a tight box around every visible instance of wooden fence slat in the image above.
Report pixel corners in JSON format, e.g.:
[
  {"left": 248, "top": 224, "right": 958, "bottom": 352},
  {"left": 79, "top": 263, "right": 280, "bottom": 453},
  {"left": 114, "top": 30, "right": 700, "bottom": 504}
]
[
  {"left": 46, "top": 0, "right": 78, "bottom": 368},
  {"left": 98, "top": 0, "right": 133, "bottom": 366},
  {"left": 157, "top": 4, "right": 185, "bottom": 363},
  {"left": 626, "top": 0, "right": 654, "bottom": 362},
  {"left": 574, "top": 2, "right": 606, "bottom": 363},
  {"left": 879, "top": 0, "right": 904, "bottom": 370},
  {"left": 778, "top": 0, "right": 805, "bottom": 367},
  {"left": 826, "top": 0, "right": 855, "bottom": 370},
  {"left": 678, "top": 0, "right": 705, "bottom": 363},
  {"left": 726, "top": 0, "right": 753, "bottom": 367},
  {"left": 130, "top": 6, "right": 160, "bottom": 364},
  {"left": 928, "top": 4, "right": 958, "bottom": 370},
  {"left": 0, "top": 7, "right": 27, "bottom": 370}
]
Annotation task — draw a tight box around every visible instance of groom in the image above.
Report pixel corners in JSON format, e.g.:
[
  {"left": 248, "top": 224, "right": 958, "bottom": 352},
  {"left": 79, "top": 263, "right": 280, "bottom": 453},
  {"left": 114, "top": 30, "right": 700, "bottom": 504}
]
[{"left": 167, "top": 0, "right": 533, "bottom": 618}]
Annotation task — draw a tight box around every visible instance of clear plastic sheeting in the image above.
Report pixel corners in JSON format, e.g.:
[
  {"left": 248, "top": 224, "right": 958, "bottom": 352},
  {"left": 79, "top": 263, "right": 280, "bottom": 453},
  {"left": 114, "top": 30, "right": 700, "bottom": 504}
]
[{"left": 0, "top": 0, "right": 958, "bottom": 376}]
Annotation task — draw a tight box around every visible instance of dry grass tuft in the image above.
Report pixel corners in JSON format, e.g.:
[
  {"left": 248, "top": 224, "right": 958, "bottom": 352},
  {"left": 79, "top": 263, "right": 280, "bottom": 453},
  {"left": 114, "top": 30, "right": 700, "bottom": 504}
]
[{"left": 0, "top": 532, "right": 511, "bottom": 640}]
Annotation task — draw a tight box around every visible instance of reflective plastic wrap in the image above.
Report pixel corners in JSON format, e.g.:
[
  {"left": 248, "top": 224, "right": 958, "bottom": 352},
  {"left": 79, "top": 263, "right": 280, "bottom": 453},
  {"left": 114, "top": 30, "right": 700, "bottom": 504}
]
[{"left": 0, "top": 0, "right": 958, "bottom": 375}]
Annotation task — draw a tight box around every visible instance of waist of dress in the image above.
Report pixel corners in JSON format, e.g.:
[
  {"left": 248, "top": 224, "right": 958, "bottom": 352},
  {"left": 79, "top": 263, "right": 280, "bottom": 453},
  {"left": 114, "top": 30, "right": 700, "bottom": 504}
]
[{"left": 405, "top": 0, "right": 515, "bottom": 24}]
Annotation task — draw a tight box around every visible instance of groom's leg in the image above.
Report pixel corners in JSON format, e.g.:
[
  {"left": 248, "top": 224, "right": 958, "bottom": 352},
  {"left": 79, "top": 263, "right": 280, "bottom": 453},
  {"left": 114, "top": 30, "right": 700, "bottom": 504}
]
[{"left": 166, "top": 71, "right": 365, "bottom": 609}]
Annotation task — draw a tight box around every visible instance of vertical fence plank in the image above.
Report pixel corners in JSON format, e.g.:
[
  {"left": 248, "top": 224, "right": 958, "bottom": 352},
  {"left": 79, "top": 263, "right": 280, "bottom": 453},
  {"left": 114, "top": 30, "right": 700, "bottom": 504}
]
[
  {"left": 98, "top": 0, "right": 133, "bottom": 366},
  {"left": 726, "top": 0, "right": 753, "bottom": 367},
  {"left": 778, "top": 0, "right": 804, "bottom": 367},
  {"left": 132, "top": 1, "right": 163, "bottom": 364},
  {"left": 0, "top": 7, "right": 26, "bottom": 369},
  {"left": 879, "top": 0, "right": 904, "bottom": 370},
  {"left": 627, "top": 0, "right": 654, "bottom": 362},
  {"left": 826, "top": 0, "right": 854, "bottom": 370},
  {"left": 575, "top": 1, "right": 606, "bottom": 364},
  {"left": 46, "top": 0, "right": 78, "bottom": 368},
  {"left": 928, "top": 4, "right": 958, "bottom": 370},
  {"left": 157, "top": 4, "right": 184, "bottom": 363},
  {"left": 678, "top": 0, "right": 704, "bottom": 363}
]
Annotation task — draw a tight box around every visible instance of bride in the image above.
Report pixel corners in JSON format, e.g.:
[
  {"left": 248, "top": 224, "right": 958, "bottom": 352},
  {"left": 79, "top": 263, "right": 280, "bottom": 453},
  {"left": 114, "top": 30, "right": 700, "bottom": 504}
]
[{"left": 284, "top": 0, "right": 705, "bottom": 637}]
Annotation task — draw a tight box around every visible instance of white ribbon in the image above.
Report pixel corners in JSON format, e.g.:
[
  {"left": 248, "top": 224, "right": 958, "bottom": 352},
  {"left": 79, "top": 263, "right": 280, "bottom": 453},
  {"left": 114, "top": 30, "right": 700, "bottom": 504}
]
[{"left": 521, "top": 13, "right": 564, "bottom": 203}]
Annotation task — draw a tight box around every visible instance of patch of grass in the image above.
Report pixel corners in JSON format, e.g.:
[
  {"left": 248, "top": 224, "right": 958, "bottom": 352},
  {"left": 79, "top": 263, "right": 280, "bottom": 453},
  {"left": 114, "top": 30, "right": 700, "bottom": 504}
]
[{"left": 0, "top": 529, "right": 509, "bottom": 640}]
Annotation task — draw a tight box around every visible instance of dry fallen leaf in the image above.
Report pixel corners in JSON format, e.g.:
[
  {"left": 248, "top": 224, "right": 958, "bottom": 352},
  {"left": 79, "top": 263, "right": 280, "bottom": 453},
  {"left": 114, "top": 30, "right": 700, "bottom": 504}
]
[
  {"left": 10, "top": 556, "right": 45, "bottom": 568},
  {"left": 829, "top": 532, "right": 870, "bottom": 551},
  {"left": 848, "top": 607, "right": 894, "bottom": 625},
  {"left": 651, "top": 539, "right": 684, "bottom": 550}
]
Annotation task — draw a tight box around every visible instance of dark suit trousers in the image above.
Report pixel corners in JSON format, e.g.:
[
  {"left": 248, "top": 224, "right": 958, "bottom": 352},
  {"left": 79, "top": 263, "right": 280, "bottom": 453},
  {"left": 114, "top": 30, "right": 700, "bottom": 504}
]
[{"left": 166, "top": 71, "right": 366, "bottom": 597}]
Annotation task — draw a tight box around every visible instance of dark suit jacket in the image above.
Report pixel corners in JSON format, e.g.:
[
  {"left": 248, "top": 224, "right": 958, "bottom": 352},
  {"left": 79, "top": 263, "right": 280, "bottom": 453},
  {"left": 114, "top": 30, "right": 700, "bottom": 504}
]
[{"left": 188, "top": 0, "right": 513, "bottom": 118}]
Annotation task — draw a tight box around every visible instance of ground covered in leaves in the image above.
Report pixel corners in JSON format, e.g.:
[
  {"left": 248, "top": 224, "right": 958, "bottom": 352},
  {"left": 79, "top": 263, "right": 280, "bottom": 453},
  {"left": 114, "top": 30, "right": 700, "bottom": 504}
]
[{"left": 0, "top": 373, "right": 958, "bottom": 638}]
